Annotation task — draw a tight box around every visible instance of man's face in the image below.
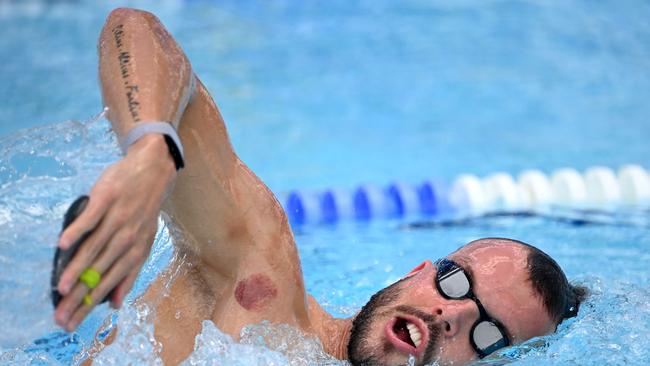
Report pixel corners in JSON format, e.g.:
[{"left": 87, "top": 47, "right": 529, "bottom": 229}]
[{"left": 348, "top": 239, "right": 556, "bottom": 366}]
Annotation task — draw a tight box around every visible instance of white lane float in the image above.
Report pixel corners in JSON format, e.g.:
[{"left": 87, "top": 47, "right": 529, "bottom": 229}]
[
  {"left": 282, "top": 165, "right": 650, "bottom": 225},
  {"left": 584, "top": 166, "right": 621, "bottom": 206},
  {"left": 517, "top": 170, "right": 553, "bottom": 209},
  {"left": 618, "top": 164, "right": 650, "bottom": 205},
  {"left": 551, "top": 168, "right": 588, "bottom": 205}
]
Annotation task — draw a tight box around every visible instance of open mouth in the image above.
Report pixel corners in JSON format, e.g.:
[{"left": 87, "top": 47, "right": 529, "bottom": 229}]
[{"left": 385, "top": 316, "right": 427, "bottom": 356}]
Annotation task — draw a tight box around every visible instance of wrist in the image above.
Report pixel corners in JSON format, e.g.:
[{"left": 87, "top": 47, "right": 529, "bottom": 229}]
[
  {"left": 127, "top": 134, "right": 177, "bottom": 180},
  {"left": 120, "top": 122, "right": 185, "bottom": 171}
]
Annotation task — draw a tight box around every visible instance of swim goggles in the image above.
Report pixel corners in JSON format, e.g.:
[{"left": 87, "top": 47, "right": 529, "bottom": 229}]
[{"left": 435, "top": 258, "right": 510, "bottom": 358}]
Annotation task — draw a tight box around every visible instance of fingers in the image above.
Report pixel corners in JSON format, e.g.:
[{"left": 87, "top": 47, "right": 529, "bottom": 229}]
[
  {"left": 55, "top": 280, "right": 90, "bottom": 327},
  {"left": 109, "top": 232, "right": 155, "bottom": 308},
  {"left": 57, "top": 207, "right": 125, "bottom": 295},
  {"left": 64, "top": 247, "right": 145, "bottom": 331},
  {"left": 55, "top": 229, "right": 132, "bottom": 326},
  {"left": 52, "top": 157, "right": 168, "bottom": 332},
  {"left": 55, "top": 228, "right": 152, "bottom": 331},
  {"left": 58, "top": 192, "right": 112, "bottom": 250},
  {"left": 110, "top": 261, "right": 143, "bottom": 309},
  {"left": 57, "top": 188, "right": 115, "bottom": 295}
]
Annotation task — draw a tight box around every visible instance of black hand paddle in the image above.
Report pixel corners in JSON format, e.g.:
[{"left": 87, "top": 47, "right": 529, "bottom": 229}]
[{"left": 51, "top": 196, "right": 113, "bottom": 308}]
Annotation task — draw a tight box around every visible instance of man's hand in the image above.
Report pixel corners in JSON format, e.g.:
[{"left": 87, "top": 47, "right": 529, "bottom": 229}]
[{"left": 54, "top": 134, "right": 176, "bottom": 331}]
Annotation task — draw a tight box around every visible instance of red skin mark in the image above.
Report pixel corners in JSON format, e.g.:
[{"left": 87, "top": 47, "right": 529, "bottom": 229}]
[{"left": 234, "top": 274, "right": 278, "bottom": 311}]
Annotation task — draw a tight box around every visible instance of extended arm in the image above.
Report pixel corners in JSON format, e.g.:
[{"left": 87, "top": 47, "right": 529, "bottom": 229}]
[
  {"left": 54, "top": 7, "right": 193, "bottom": 330},
  {"left": 55, "top": 8, "right": 304, "bottom": 332}
]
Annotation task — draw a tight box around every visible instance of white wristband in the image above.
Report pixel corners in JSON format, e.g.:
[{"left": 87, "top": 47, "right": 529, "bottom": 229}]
[{"left": 120, "top": 121, "right": 185, "bottom": 170}]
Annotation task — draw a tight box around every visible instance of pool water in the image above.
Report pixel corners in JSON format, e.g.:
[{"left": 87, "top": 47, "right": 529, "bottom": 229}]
[{"left": 1, "top": 0, "right": 650, "bottom": 365}]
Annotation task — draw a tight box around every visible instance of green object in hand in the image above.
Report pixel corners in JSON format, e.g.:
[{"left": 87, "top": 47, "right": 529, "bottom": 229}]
[{"left": 79, "top": 268, "right": 101, "bottom": 289}]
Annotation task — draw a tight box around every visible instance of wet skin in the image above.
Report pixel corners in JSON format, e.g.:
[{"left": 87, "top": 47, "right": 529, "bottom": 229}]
[
  {"left": 234, "top": 274, "right": 279, "bottom": 311},
  {"left": 350, "top": 239, "right": 556, "bottom": 366},
  {"left": 64, "top": 9, "right": 558, "bottom": 366}
]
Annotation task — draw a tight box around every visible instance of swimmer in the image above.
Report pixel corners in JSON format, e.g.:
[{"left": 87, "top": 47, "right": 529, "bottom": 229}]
[{"left": 53, "top": 8, "right": 587, "bottom": 366}]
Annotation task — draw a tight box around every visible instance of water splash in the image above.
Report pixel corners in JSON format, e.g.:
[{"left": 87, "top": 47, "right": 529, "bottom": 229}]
[
  {"left": 0, "top": 90, "right": 648, "bottom": 366},
  {"left": 0, "top": 112, "right": 175, "bottom": 364},
  {"left": 407, "top": 354, "right": 416, "bottom": 365},
  {"left": 181, "top": 320, "right": 347, "bottom": 366},
  {"left": 83, "top": 303, "right": 163, "bottom": 366},
  {"left": 0, "top": 110, "right": 117, "bottom": 349},
  {"left": 474, "top": 278, "right": 650, "bottom": 365}
]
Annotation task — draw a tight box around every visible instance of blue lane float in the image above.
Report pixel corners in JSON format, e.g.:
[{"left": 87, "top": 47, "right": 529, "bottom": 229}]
[{"left": 281, "top": 165, "right": 650, "bottom": 225}]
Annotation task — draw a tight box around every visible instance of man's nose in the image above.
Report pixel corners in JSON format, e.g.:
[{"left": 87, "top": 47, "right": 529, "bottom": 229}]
[
  {"left": 432, "top": 298, "right": 479, "bottom": 338},
  {"left": 402, "top": 259, "right": 436, "bottom": 280}
]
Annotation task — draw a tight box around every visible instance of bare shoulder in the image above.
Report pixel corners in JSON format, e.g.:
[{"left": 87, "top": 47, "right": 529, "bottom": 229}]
[{"left": 164, "top": 79, "right": 307, "bottom": 293}]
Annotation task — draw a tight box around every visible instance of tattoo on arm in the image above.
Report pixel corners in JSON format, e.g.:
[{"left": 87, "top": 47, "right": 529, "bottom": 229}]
[{"left": 112, "top": 24, "right": 141, "bottom": 122}]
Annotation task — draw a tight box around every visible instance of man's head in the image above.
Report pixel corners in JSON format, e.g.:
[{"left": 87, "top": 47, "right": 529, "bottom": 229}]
[{"left": 347, "top": 238, "right": 587, "bottom": 366}]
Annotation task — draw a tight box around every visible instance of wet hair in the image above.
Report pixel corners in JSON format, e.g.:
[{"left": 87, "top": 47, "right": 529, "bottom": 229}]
[{"left": 511, "top": 239, "right": 589, "bottom": 324}]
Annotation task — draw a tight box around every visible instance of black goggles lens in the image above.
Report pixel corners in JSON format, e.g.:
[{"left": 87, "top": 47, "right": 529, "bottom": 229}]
[
  {"left": 471, "top": 321, "right": 509, "bottom": 357},
  {"left": 435, "top": 259, "right": 509, "bottom": 358},
  {"left": 437, "top": 263, "right": 471, "bottom": 298}
]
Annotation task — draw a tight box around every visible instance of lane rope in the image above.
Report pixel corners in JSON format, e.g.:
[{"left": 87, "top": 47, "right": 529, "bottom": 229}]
[{"left": 281, "top": 164, "right": 650, "bottom": 225}]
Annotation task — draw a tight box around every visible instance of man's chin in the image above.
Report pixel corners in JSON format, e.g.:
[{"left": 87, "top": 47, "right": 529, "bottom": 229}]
[
  {"left": 349, "top": 353, "right": 436, "bottom": 366},
  {"left": 349, "top": 331, "right": 437, "bottom": 366},
  {"left": 348, "top": 352, "right": 410, "bottom": 366},
  {"left": 347, "top": 279, "right": 442, "bottom": 366}
]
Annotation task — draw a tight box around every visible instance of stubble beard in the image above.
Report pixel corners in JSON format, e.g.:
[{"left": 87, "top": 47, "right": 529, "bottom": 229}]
[{"left": 348, "top": 279, "right": 441, "bottom": 366}]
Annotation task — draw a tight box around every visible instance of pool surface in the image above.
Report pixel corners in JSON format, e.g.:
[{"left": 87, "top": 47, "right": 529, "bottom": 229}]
[{"left": 1, "top": 0, "right": 650, "bottom": 365}]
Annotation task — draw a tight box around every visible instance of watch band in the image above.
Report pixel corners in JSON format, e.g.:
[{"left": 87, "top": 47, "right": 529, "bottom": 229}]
[{"left": 120, "top": 121, "right": 185, "bottom": 170}]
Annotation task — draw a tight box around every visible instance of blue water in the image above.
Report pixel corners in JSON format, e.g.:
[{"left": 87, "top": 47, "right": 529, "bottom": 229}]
[{"left": 1, "top": 0, "right": 649, "bottom": 365}]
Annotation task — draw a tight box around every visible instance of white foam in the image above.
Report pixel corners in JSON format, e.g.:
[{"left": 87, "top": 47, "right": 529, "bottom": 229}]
[{"left": 180, "top": 320, "right": 345, "bottom": 366}]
